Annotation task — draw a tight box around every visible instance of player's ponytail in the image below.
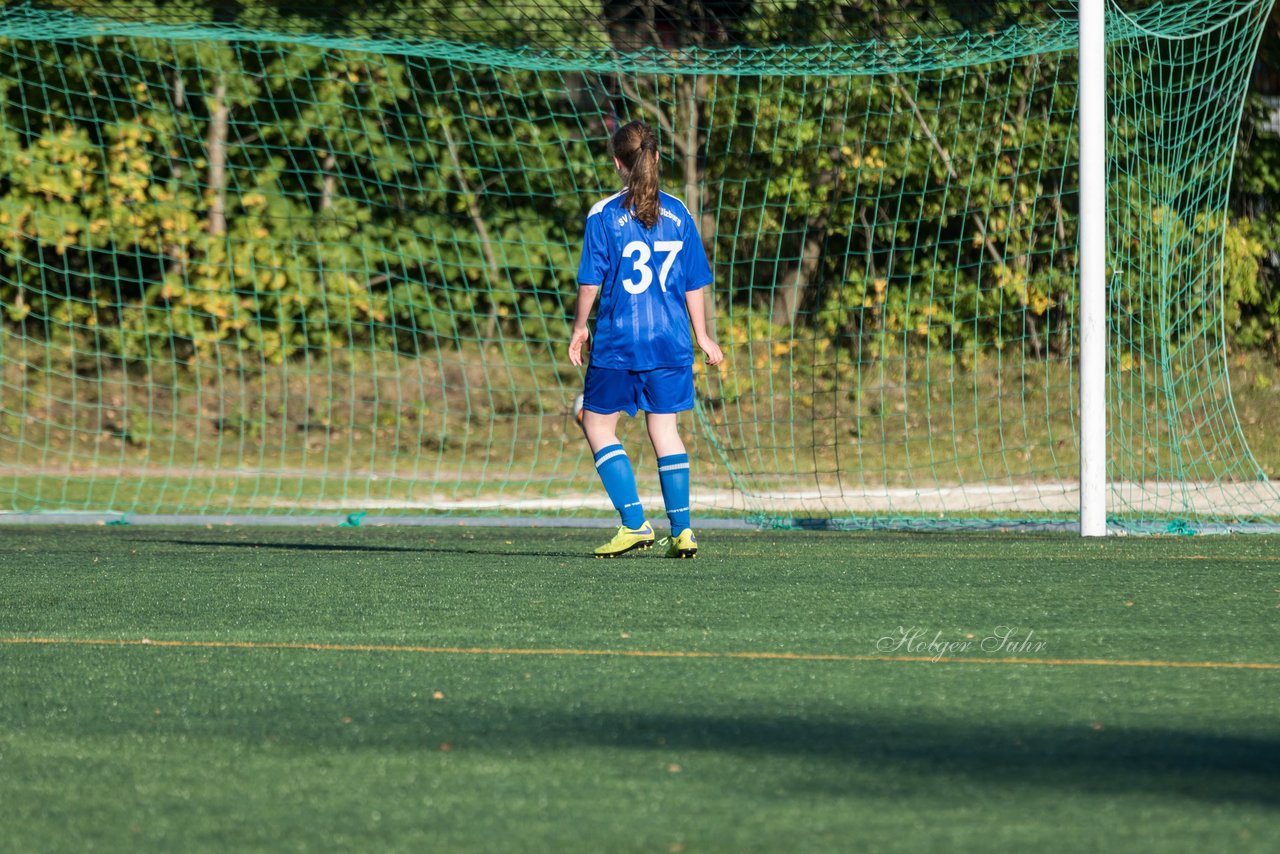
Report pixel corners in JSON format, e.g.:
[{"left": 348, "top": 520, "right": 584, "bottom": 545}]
[{"left": 611, "top": 120, "right": 660, "bottom": 229}]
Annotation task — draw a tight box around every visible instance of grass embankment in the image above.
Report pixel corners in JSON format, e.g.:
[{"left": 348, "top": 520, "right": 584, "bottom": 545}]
[{"left": 3, "top": 333, "right": 1278, "bottom": 514}]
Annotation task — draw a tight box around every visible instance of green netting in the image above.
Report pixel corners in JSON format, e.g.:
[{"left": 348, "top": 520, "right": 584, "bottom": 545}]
[{"left": 0, "top": 0, "right": 1277, "bottom": 531}]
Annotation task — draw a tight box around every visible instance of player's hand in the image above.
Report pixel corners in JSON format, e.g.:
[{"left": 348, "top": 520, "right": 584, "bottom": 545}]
[
  {"left": 568, "top": 326, "right": 590, "bottom": 366},
  {"left": 697, "top": 335, "right": 724, "bottom": 367}
]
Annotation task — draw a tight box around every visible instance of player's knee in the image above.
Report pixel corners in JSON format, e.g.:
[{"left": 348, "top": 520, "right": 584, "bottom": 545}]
[
  {"left": 645, "top": 415, "right": 684, "bottom": 455},
  {"left": 582, "top": 413, "right": 617, "bottom": 448}
]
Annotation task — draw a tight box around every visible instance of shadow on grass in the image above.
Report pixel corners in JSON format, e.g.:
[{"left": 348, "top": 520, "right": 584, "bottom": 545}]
[
  {"left": 12, "top": 669, "right": 1276, "bottom": 807},
  {"left": 143, "top": 538, "right": 590, "bottom": 560},
  {"left": 331, "top": 709, "right": 1280, "bottom": 806},
  {"left": 549, "top": 710, "right": 1280, "bottom": 806}
]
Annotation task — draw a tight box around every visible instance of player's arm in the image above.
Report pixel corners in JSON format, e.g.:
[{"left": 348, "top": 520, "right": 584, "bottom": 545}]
[
  {"left": 569, "top": 285, "right": 600, "bottom": 367},
  {"left": 681, "top": 212, "right": 722, "bottom": 367},
  {"left": 571, "top": 209, "right": 611, "bottom": 367},
  {"left": 685, "top": 289, "right": 723, "bottom": 366}
]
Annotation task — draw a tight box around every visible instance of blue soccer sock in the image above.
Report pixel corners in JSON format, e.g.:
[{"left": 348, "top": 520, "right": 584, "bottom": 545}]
[
  {"left": 657, "top": 453, "right": 691, "bottom": 534},
  {"left": 593, "top": 444, "right": 646, "bottom": 529}
]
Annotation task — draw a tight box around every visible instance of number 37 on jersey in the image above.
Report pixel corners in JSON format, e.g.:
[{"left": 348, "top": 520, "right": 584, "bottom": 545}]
[{"left": 621, "top": 240, "right": 683, "bottom": 295}]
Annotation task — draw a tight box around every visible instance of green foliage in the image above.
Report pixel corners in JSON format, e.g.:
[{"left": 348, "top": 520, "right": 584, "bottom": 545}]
[
  {"left": 0, "top": 0, "right": 1274, "bottom": 372},
  {"left": 1230, "top": 92, "right": 1280, "bottom": 358},
  {"left": 0, "top": 33, "right": 594, "bottom": 364},
  {"left": 1225, "top": 216, "right": 1280, "bottom": 354}
]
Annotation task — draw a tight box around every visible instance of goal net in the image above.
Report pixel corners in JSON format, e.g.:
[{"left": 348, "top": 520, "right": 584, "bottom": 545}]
[{"left": 1, "top": 0, "right": 1276, "bottom": 531}]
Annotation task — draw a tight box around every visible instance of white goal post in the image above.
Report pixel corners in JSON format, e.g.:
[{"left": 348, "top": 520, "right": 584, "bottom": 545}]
[{"left": 1079, "top": 0, "right": 1108, "bottom": 537}]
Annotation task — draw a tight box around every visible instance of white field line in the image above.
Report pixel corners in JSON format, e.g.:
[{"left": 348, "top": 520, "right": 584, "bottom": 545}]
[
  {"left": 3, "top": 463, "right": 1277, "bottom": 515},
  {"left": 293, "top": 482, "right": 1277, "bottom": 516}
]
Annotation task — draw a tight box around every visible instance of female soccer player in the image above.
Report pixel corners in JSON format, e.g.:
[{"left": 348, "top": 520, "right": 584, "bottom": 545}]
[{"left": 568, "top": 120, "right": 724, "bottom": 559}]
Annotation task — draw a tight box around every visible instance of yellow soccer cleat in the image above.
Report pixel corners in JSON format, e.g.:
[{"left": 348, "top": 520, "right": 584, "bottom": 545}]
[
  {"left": 665, "top": 528, "right": 698, "bottom": 559},
  {"left": 594, "top": 521, "right": 655, "bottom": 558}
]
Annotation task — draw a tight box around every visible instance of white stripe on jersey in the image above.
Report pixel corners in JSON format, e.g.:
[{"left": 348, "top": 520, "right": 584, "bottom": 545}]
[
  {"left": 586, "top": 190, "right": 694, "bottom": 222},
  {"left": 662, "top": 193, "right": 695, "bottom": 221},
  {"left": 587, "top": 190, "right": 626, "bottom": 219}
]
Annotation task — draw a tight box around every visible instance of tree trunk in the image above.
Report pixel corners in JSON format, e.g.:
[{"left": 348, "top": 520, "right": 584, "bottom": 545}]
[
  {"left": 678, "top": 74, "right": 716, "bottom": 340},
  {"left": 205, "top": 75, "right": 228, "bottom": 237},
  {"left": 771, "top": 229, "right": 826, "bottom": 328},
  {"left": 166, "top": 71, "right": 187, "bottom": 276},
  {"left": 441, "top": 120, "right": 505, "bottom": 342},
  {"left": 320, "top": 151, "right": 337, "bottom": 211}
]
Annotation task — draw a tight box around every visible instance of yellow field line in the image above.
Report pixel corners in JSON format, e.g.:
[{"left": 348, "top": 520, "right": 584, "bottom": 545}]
[{"left": 2, "top": 636, "right": 1278, "bottom": 671}]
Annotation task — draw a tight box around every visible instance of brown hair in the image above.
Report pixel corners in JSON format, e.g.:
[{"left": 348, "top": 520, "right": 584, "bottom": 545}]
[{"left": 611, "top": 120, "right": 660, "bottom": 228}]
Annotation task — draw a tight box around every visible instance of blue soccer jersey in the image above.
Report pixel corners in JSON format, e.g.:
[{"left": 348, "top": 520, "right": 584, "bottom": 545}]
[{"left": 576, "top": 190, "right": 713, "bottom": 370}]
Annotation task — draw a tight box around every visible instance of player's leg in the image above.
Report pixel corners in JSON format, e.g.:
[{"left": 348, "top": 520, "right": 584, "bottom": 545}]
[
  {"left": 582, "top": 408, "right": 623, "bottom": 454},
  {"left": 582, "top": 366, "right": 652, "bottom": 557},
  {"left": 640, "top": 368, "right": 698, "bottom": 558},
  {"left": 585, "top": 408, "right": 645, "bottom": 530}
]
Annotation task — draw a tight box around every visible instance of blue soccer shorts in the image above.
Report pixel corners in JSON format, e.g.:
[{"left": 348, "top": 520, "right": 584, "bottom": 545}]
[{"left": 582, "top": 364, "right": 695, "bottom": 416}]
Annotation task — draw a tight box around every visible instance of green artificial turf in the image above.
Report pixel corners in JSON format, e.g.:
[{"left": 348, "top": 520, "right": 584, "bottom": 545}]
[{"left": 2, "top": 527, "right": 1278, "bottom": 853}]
